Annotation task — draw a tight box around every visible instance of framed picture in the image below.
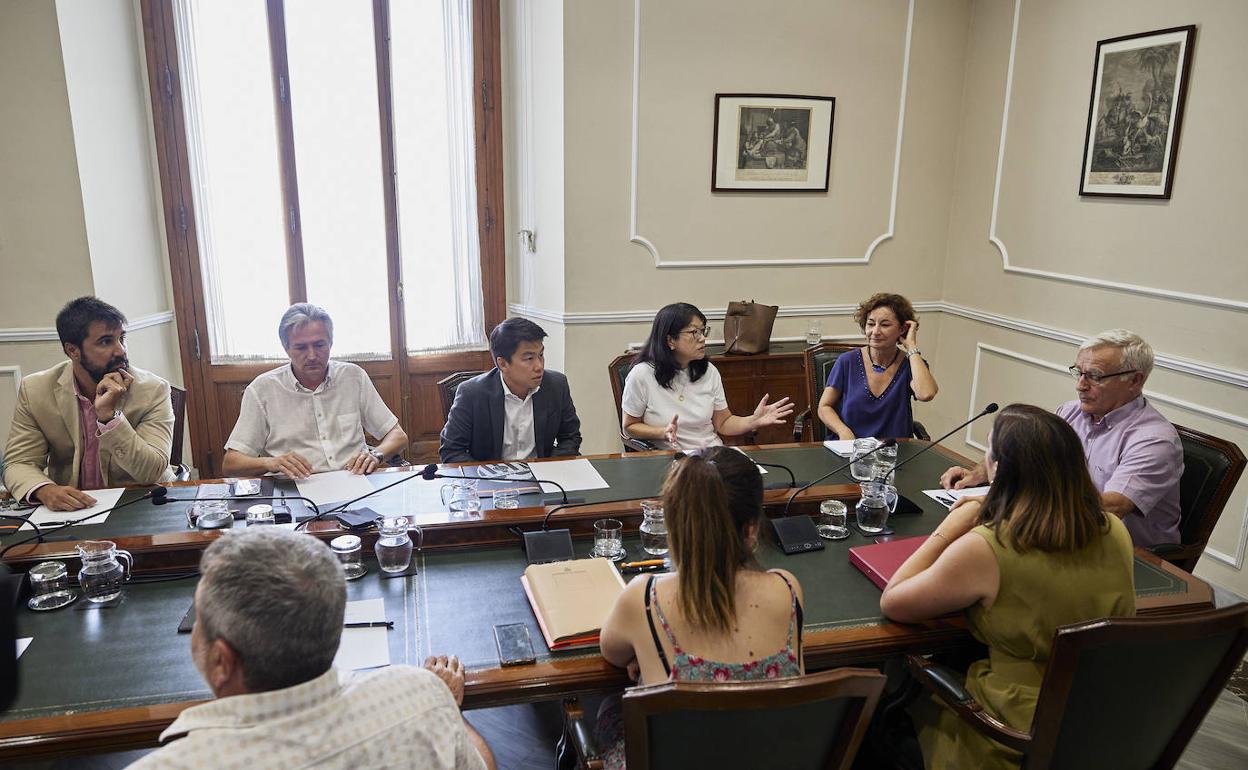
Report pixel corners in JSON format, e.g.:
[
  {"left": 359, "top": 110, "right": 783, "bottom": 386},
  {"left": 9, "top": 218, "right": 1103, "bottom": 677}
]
[
  {"left": 712, "top": 93, "right": 835, "bottom": 192},
  {"left": 1079, "top": 25, "right": 1196, "bottom": 199}
]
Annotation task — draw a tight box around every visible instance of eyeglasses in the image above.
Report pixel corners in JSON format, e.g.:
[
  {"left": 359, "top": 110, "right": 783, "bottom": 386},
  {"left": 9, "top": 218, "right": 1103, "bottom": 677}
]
[
  {"left": 1067, "top": 365, "right": 1138, "bottom": 385},
  {"left": 679, "top": 326, "right": 712, "bottom": 340}
]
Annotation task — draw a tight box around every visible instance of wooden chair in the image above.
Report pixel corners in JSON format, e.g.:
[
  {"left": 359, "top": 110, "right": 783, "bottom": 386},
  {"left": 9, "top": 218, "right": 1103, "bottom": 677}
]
[
  {"left": 436, "top": 370, "right": 485, "bottom": 421},
  {"left": 1149, "top": 424, "right": 1246, "bottom": 573},
  {"left": 607, "top": 352, "right": 658, "bottom": 452},
  {"left": 791, "top": 342, "right": 930, "bottom": 442},
  {"left": 905, "top": 604, "right": 1248, "bottom": 770},
  {"left": 169, "top": 385, "right": 189, "bottom": 481},
  {"left": 562, "top": 668, "right": 885, "bottom": 770}
]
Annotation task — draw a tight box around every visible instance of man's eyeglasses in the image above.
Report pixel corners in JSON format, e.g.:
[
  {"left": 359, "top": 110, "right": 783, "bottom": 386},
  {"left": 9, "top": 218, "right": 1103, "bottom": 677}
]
[
  {"left": 679, "top": 326, "right": 712, "bottom": 340},
  {"left": 1068, "top": 365, "right": 1138, "bottom": 385}
]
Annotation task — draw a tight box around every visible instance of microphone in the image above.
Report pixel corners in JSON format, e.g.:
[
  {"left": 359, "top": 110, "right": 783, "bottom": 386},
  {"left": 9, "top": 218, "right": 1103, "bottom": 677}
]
[
  {"left": 750, "top": 461, "right": 797, "bottom": 490},
  {"left": 780, "top": 438, "right": 898, "bottom": 517},
  {"left": 876, "top": 403, "right": 999, "bottom": 481},
  {"left": 419, "top": 464, "right": 571, "bottom": 505},
  {"left": 0, "top": 487, "right": 163, "bottom": 559}
]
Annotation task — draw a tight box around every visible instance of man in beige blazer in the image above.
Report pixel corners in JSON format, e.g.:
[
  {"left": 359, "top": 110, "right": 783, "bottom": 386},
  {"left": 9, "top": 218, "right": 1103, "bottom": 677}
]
[{"left": 3, "top": 297, "right": 175, "bottom": 511}]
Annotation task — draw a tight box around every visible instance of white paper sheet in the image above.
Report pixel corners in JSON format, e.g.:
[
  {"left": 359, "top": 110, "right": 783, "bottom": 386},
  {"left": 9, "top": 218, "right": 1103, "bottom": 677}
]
[
  {"left": 922, "top": 486, "right": 992, "bottom": 510},
  {"left": 16, "top": 638, "right": 32, "bottom": 659},
  {"left": 529, "top": 458, "right": 610, "bottom": 492},
  {"left": 333, "top": 598, "right": 391, "bottom": 672},
  {"left": 295, "top": 470, "right": 376, "bottom": 507},
  {"left": 823, "top": 439, "right": 864, "bottom": 457},
  {"left": 25, "top": 487, "right": 126, "bottom": 528}
]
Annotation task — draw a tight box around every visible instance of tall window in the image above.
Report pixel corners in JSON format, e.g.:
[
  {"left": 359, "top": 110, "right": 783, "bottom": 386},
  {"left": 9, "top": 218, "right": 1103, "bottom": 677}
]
[
  {"left": 172, "top": 0, "right": 489, "bottom": 360},
  {"left": 144, "top": 0, "right": 504, "bottom": 475}
]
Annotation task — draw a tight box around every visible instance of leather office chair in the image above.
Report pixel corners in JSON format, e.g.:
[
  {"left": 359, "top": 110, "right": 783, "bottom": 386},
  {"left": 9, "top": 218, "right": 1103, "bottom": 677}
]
[
  {"left": 169, "top": 385, "right": 190, "bottom": 481},
  {"left": 1148, "top": 424, "right": 1245, "bottom": 573},
  {"left": 561, "top": 668, "right": 885, "bottom": 770},
  {"left": 607, "top": 352, "right": 657, "bottom": 452},
  {"left": 791, "top": 342, "right": 930, "bottom": 442},
  {"left": 436, "top": 370, "right": 485, "bottom": 421},
  {"left": 905, "top": 604, "right": 1248, "bottom": 770}
]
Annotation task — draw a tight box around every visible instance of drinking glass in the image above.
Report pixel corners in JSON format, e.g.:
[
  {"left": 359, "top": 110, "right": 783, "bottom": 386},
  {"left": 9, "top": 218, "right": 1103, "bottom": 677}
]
[
  {"left": 591, "top": 518, "right": 626, "bottom": 561},
  {"left": 245, "top": 504, "right": 275, "bottom": 526},
  {"left": 330, "top": 535, "right": 368, "bottom": 580},
  {"left": 872, "top": 443, "right": 898, "bottom": 483},
  {"left": 805, "top": 320, "right": 822, "bottom": 345},
  {"left": 27, "top": 560, "right": 77, "bottom": 611},
  {"left": 440, "top": 479, "right": 482, "bottom": 513},
  {"left": 191, "top": 500, "right": 233, "bottom": 530},
  {"left": 639, "top": 501, "right": 668, "bottom": 556},
  {"left": 814, "top": 499, "right": 849, "bottom": 540},
  {"left": 493, "top": 488, "right": 519, "bottom": 510},
  {"left": 850, "top": 438, "right": 881, "bottom": 481},
  {"left": 375, "top": 516, "right": 414, "bottom": 574}
]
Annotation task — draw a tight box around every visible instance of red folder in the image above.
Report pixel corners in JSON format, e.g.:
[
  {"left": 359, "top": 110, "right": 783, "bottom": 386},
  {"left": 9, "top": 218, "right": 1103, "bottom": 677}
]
[{"left": 848, "top": 536, "right": 929, "bottom": 590}]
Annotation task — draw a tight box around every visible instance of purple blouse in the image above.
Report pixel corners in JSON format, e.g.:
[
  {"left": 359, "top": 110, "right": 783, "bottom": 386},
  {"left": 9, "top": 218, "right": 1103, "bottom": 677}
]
[{"left": 825, "top": 349, "right": 916, "bottom": 440}]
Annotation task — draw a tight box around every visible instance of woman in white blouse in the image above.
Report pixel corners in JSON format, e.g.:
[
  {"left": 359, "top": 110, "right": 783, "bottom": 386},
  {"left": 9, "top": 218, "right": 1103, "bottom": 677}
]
[{"left": 621, "top": 303, "right": 794, "bottom": 452}]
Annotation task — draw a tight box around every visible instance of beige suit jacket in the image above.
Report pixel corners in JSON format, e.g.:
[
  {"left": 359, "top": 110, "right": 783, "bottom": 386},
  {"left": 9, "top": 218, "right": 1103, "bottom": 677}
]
[{"left": 2, "top": 361, "right": 176, "bottom": 501}]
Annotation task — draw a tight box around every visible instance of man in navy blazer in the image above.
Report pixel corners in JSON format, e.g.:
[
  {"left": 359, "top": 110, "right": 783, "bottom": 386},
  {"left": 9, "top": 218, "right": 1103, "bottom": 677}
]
[{"left": 439, "top": 318, "right": 582, "bottom": 463}]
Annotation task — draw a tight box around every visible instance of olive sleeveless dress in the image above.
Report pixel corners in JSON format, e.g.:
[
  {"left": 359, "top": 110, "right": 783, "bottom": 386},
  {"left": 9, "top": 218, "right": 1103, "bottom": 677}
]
[{"left": 914, "top": 516, "right": 1136, "bottom": 769}]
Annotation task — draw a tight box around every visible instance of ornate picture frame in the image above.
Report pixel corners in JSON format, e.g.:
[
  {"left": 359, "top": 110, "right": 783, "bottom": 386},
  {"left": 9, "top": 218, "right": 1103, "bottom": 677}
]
[
  {"left": 712, "top": 93, "right": 835, "bottom": 192},
  {"left": 1078, "top": 26, "right": 1196, "bottom": 199}
]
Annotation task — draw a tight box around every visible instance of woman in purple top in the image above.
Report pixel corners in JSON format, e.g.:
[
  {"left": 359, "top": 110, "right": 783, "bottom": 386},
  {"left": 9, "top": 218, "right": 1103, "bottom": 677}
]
[{"left": 818, "top": 293, "right": 938, "bottom": 440}]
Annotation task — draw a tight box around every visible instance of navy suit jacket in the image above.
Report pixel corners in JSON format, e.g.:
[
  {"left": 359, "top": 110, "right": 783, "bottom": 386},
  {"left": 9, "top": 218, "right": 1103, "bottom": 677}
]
[{"left": 438, "top": 369, "right": 582, "bottom": 463}]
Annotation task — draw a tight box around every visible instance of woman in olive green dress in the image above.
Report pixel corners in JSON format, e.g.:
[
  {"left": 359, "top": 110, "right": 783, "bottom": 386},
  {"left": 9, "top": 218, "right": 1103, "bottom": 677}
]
[{"left": 880, "top": 404, "right": 1136, "bottom": 770}]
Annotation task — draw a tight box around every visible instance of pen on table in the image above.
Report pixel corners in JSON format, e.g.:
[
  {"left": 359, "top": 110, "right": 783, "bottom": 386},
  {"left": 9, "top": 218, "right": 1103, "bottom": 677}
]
[
  {"left": 620, "top": 559, "right": 665, "bottom": 569},
  {"left": 344, "top": 621, "right": 394, "bottom": 629},
  {"left": 621, "top": 564, "right": 668, "bottom": 575}
]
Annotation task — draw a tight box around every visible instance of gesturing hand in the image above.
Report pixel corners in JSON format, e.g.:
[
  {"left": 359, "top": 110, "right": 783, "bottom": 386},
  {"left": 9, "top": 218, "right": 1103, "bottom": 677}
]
[
  {"left": 750, "top": 394, "right": 795, "bottom": 429},
  {"left": 664, "top": 414, "right": 680, "bottom": 447},
  {"left": 265, "top": 452, "right": 314, "bottom": 479},
  {"left": 940, "top": 465, "right": 986, "bottom": 490},
  {"left": 93, "top": 369, "right": 133, "bottom": 418},
  {"left": 424, "top": 654, "right": 466, "bottom": 707}
]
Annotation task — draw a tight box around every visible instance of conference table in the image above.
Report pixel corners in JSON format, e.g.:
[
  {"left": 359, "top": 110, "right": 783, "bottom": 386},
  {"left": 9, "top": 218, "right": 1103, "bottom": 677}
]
[{"left": 0, "top": 441, "right": 1211, "bottom": 760}]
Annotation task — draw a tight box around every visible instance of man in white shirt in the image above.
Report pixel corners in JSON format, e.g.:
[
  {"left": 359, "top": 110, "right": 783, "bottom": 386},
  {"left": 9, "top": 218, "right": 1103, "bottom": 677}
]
[
  {"left": 222, "top": 304, "right": 408, "bottom": 478},
  {"left": 439, "top": 317, "right": 582, "bottom": 463},
  {"left": 131, "top": 527, "right": 495, "bottom": 770}
]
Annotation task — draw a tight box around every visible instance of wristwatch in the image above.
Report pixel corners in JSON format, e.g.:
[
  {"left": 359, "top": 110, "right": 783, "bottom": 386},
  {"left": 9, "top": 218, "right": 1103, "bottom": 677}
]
[{"left": 365, "top": 446, "right": 385, "bottom": 462}]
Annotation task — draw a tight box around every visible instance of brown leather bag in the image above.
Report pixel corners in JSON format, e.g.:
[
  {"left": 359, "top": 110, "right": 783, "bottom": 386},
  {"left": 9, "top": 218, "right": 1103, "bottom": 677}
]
[{"left": 723, "top": 300, "right": 778, "bottom": 355}]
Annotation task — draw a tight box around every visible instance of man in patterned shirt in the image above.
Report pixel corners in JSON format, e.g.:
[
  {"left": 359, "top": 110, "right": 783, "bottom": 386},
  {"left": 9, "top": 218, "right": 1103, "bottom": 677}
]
[{"left": 132, "top": 528, "right": 494, "bottom": 769}]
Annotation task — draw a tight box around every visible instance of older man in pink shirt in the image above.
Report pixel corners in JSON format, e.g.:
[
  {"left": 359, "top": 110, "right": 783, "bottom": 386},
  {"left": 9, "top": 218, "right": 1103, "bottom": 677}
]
[{"left": 941, "top": 330, "right": 1182, "bottom": 548}]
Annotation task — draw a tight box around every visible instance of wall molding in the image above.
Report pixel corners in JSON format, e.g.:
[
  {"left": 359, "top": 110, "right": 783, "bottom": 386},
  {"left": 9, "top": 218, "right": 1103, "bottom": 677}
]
[
  {"left": 966, "top": 343, "right": 1248, "bottom": 569},
  {"left": 988, "top": 0, "right": 1247, "bottom": 312},
  {"left": 0, "top": 310, "right": 175, "bottom": 344},
  {"left": 510, "top": 300, "right": 1248, "bottom": 388},
  {"left": 628, "top": 0, "right": 915, "bottom": 268},
  {"left": 0, "top": 366, "right": 21, "bottom": 392}
]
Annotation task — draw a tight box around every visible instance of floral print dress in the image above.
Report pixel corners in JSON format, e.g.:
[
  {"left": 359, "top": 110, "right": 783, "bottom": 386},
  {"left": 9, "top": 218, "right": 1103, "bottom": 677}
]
[{"left": 596, "top": 572, "right": 803, "bottom": 769}]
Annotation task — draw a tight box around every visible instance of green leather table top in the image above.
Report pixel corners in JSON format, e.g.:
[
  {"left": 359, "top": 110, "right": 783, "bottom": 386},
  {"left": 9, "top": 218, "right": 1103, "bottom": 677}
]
[{"left": 0, "top": 444, "right": 1188, "bottom": 722}]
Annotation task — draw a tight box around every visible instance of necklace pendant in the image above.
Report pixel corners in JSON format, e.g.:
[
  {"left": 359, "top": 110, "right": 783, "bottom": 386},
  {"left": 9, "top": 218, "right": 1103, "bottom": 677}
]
[{"left": 871, "top": 364, "right": 887, "bottom": 374}]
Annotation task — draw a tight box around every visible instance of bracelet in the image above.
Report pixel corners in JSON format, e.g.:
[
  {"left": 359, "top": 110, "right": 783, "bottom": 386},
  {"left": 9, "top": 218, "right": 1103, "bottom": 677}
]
[
  {"left": 908, "top": 349, "right": 922, "bottom": 357},
  {"left": 930, "top": 531, "right": 947, "bottom": 541}
]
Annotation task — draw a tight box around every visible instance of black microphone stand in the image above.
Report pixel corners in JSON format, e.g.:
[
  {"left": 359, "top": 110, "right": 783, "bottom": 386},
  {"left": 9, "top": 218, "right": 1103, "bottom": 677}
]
[{"left": 0, "top": 488, "right": 162, "bottom": 559}]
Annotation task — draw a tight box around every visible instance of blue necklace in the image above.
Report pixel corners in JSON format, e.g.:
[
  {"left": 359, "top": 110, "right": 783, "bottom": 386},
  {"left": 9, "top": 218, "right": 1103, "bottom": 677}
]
[{"left": 867, "top": 347, "right": 899, "bottom": 374}]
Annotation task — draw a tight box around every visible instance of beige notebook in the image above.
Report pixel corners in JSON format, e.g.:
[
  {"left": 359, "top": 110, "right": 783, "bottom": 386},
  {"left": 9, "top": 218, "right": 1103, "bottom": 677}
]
[{"left": 520, "top": 558, "right": 627, "bottom": 650}]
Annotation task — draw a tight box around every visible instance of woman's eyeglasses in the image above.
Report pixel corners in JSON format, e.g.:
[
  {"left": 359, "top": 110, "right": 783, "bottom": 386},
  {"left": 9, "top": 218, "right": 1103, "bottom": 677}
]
[{"left": 679, "top": 326, "right": 711, "bottom": 340}]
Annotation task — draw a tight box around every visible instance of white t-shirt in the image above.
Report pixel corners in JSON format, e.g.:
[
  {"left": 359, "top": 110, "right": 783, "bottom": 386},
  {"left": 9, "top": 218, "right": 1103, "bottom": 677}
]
[{"left": 621, "top": 361, "right": 728, "bottom": 452}]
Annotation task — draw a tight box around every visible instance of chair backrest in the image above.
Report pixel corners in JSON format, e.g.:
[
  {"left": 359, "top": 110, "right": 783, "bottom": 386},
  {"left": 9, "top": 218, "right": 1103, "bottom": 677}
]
[
  {"left": 169, "top": 385, "right": 186, "bottom": 467},
  {"left": 607, "top": 352, "right": 640, "bottom": 429},
  {"left": 436, "top": 371, "right": 485, "bottom": 421},
  {"left": 1023, "top": 603, "right": 1248, "bottom": 770},
  {"left": 801, "top": 343, "right": 855, "bottom": 442},
  {"left": 1173, "top": 424, "right": 1246, "bottom": 570},
  {"left": 622, "top": 668, "right": 885, "bottom": 770}
]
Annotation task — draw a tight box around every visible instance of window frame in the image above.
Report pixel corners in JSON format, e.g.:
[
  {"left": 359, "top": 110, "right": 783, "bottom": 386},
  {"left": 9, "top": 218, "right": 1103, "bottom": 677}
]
[{"left": 140, "top": 0, "right": 505, "bottom": 475}]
